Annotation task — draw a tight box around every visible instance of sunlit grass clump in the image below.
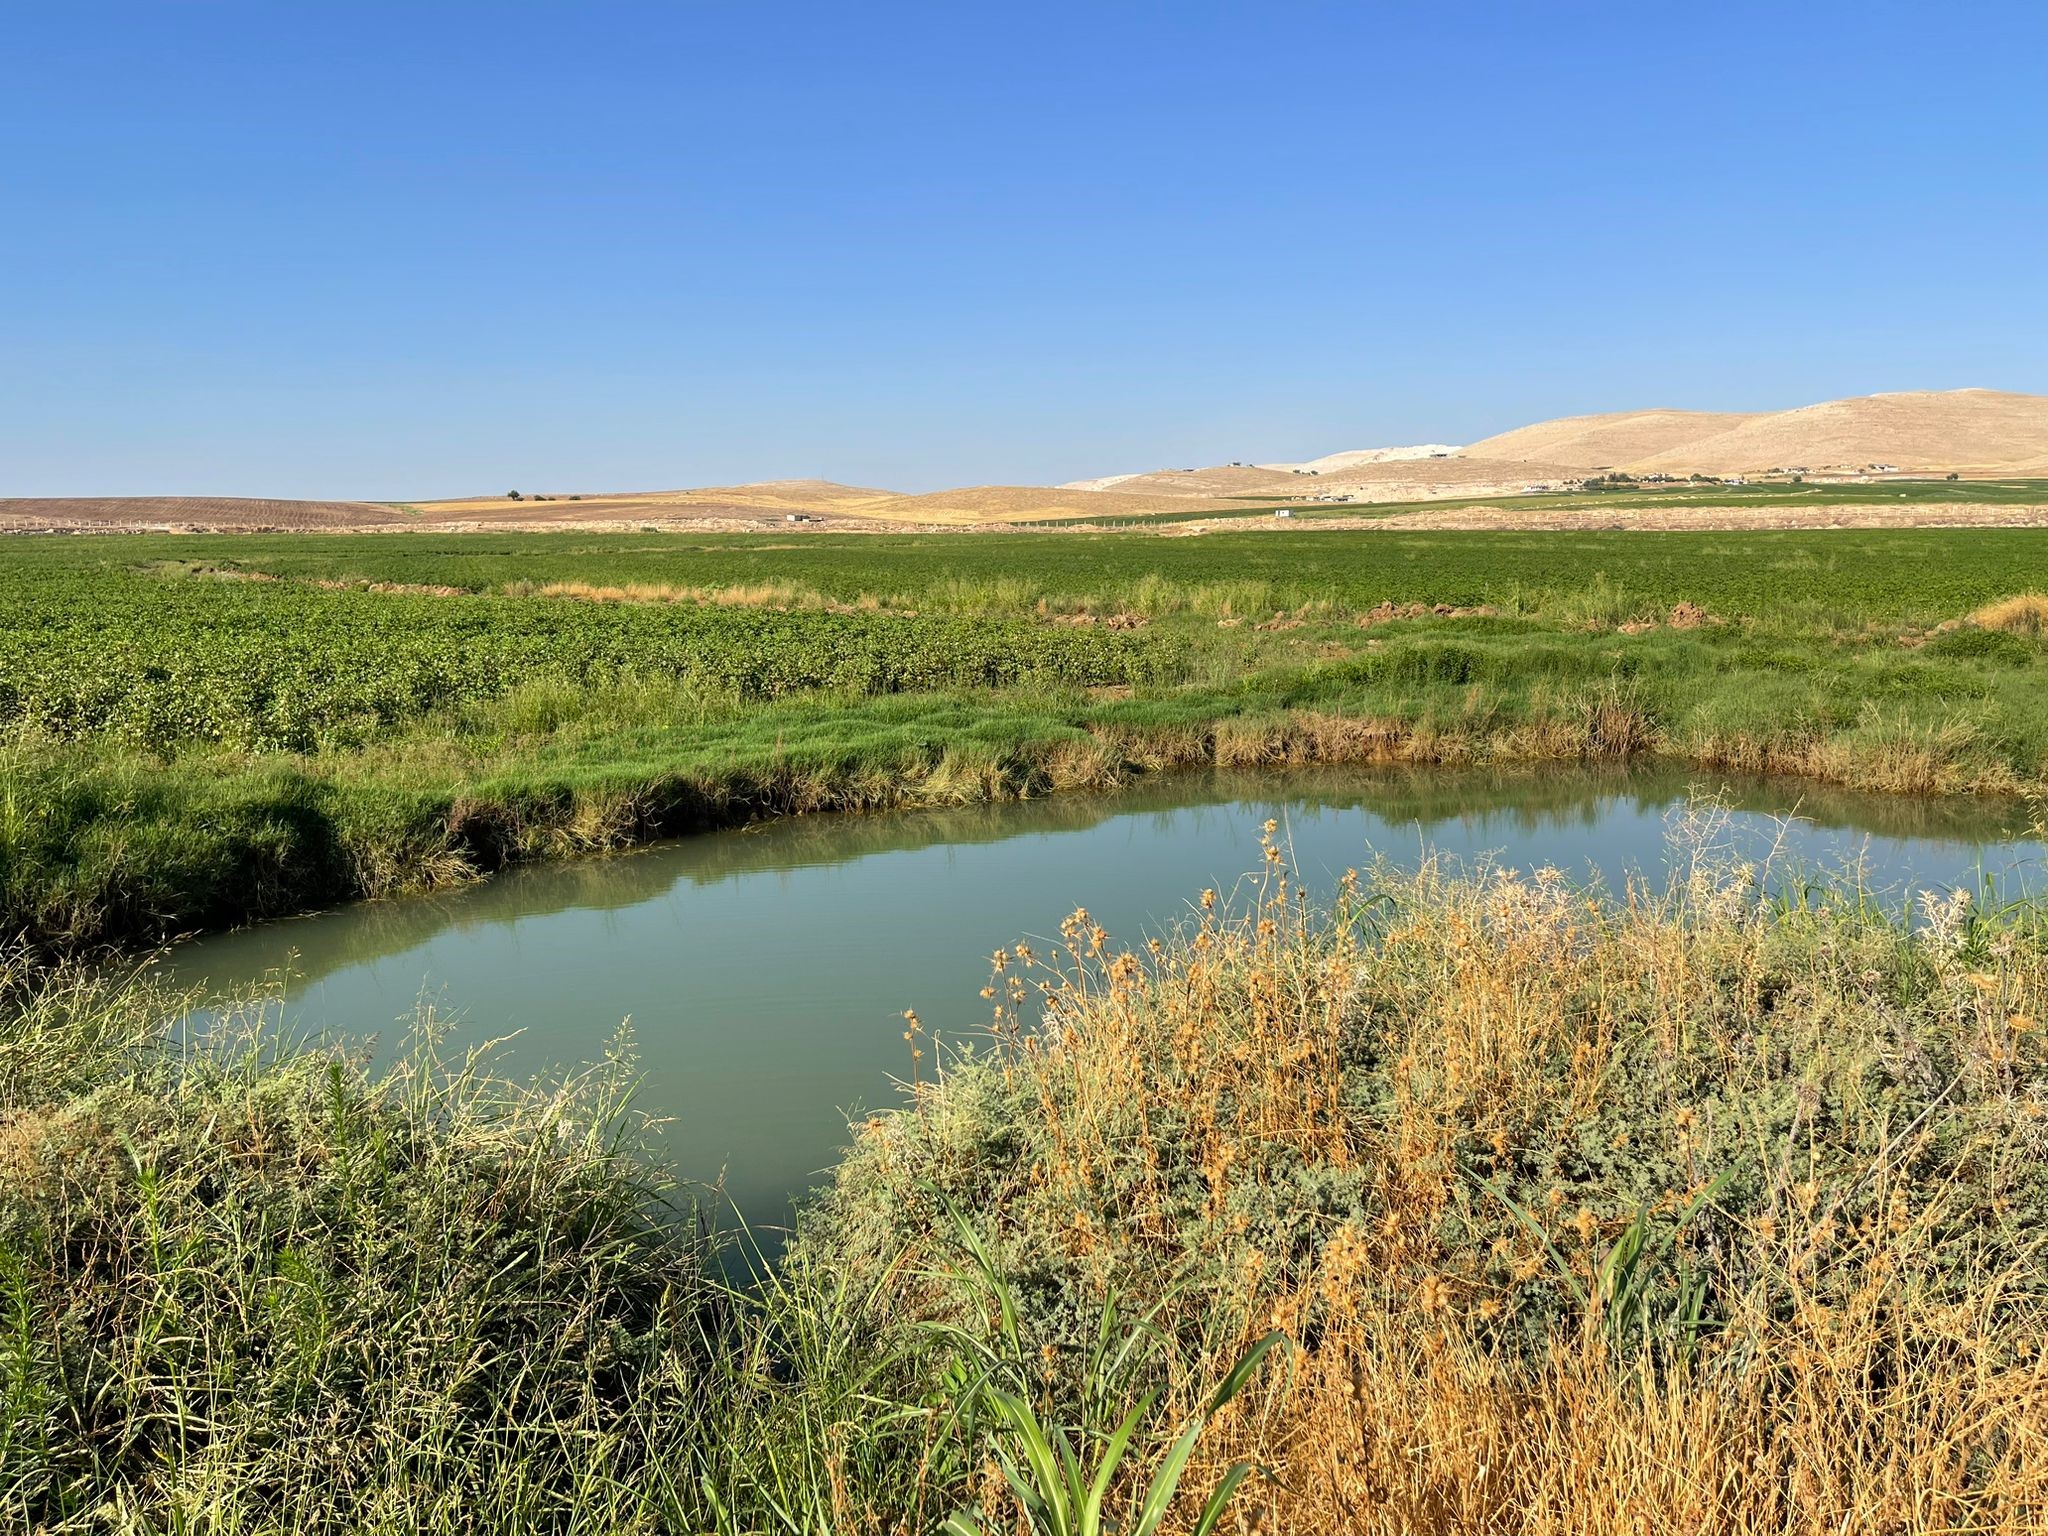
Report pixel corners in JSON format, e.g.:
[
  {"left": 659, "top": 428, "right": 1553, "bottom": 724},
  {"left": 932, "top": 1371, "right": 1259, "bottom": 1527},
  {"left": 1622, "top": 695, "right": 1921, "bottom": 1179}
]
[{"left": 1973, "top": 591, "right": 2048, "bottom": 635}]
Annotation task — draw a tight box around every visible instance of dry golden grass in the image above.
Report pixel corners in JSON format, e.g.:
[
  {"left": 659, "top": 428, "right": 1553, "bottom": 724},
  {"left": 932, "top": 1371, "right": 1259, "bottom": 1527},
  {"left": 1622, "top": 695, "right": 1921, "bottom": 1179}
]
[
  {"left": 505, "top": 577, "right": 879, "bottom": 611},
  {"left": 1973, "top": 593, "right": 2048, "bottom": 635},
  {"left": 816, "top": 837, "right": 2048, "bottom": 1533}
]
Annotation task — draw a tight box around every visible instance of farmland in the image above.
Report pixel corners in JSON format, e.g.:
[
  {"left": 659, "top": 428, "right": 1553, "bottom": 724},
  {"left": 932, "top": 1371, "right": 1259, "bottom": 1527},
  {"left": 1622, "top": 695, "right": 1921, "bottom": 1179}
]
[
  {"left": 6, "top": 527, "right": 2048, "bottom": 952},
  {"left": 19, "top": 523, "right": 2048, "bottom": 617},
  {"left": 0, "top": 562, "right": 1172, "bottom": 753},
  {"left": 1025, "top": 475, "right": 2048, "bottom": 527}
]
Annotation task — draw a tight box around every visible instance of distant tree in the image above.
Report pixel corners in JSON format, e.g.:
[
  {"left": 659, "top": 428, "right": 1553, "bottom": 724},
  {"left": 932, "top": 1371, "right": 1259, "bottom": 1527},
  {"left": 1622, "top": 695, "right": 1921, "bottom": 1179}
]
[
  {"left": 506, "top": 491, "right": 522, "bottom": 500},
  {"left": 1947, "top": 472, "right": 1960, "bottom": 481}
]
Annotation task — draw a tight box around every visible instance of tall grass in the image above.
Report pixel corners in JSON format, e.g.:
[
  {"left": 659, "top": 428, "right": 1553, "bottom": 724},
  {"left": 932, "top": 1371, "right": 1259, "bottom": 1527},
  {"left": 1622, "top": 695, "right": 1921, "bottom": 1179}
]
[
  {"left": 0, "top": 976, "right": 723, "bottom": 1533},
  {"left": 804, "top": 838, "right": 2048, "bottom": 1531},
  {"left": 1974, "top": 592, "right": 2048, "bottom": 635}
]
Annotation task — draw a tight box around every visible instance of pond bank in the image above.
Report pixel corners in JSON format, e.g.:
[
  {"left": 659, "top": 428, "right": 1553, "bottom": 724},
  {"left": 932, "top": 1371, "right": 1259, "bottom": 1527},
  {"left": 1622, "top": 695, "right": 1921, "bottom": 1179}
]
[{"left": 170, "top": 761, "right": 2047, "bottom": 1228}]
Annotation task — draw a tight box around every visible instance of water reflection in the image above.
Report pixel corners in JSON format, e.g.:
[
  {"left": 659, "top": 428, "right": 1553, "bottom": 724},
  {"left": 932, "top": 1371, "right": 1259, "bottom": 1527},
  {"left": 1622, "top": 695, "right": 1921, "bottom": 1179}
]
[{"left": 168, "top": 764, "right": 2044, "bottom": 1228}]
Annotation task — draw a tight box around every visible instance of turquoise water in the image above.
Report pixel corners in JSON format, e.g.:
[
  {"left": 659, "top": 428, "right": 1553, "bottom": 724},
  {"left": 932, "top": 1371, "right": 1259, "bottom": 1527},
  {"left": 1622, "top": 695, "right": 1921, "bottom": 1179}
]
[{"left": 169, "top": 764, "right": 2044, "bottom": 1228}]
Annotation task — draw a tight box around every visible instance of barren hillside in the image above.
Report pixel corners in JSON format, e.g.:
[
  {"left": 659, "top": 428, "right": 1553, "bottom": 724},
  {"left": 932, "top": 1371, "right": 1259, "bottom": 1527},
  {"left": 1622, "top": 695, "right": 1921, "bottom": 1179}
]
[
  {"left": 15, "top": 389, "right": 2046, "bottom": 538},
  {"left": 1623, "top": 390, "right": 2048, "bottom": 475},
  {"left": 1061, "top": 389, "right": 2048, "bottom": 506},
  {"left": 1059, "top": 464, "right": 1307, "bottom": 498},
  {"left": 1317, "top": 456, "right": 1587, "bottom": 496},
  {"left": 1461, "top": 409, "right": 1762, "bottom": 469},
  {"left": 412, "top": 480, "right": 897, "bottom": 515},
  {"left": 1262, "top": 445, "right": 1462, "bottom": 474},
  {"left": 0, "top": 497, "right": 412, "bottom": 533},
  {"left": 848, "top": 484, "right": 1246, "bottom": 523}
]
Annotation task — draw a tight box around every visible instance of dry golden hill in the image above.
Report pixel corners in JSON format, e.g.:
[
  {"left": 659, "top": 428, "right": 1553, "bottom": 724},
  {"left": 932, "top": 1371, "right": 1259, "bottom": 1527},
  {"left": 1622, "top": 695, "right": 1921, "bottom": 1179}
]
[
  {"left": 1461, "top": 409, "right": 1762, "bottom": 470},
  {"left": 1623, "top": 389, "right": 2048, "bottom": 476},
  {"left": 1267, "top": 445, "right": 1462, "bottom": 474},
  {"left": 1061, "top": 464, "right": 1310, "bottom": 499},
  {"left": 849, "top": 484, "right": 1246, "bottom": 524},
  {"left": 0, "top": 496, "right": 411, "bottom": 532},
  {"left": 411, "top": 479, "right": 897, "bottom": 516}
]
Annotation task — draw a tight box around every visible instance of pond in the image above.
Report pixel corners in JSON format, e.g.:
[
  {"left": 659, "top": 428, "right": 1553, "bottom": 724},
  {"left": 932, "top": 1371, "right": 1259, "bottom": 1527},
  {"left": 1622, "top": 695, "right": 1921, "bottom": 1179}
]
[{"left": 169, "top": 765, "right": 2045, "bottom": 1230}]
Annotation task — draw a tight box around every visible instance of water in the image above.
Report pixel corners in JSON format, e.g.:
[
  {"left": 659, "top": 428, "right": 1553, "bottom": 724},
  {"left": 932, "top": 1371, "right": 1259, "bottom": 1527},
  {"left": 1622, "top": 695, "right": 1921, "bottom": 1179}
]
[{"left": 169, "top": 765, "right": 2044, "bottom": 1228}]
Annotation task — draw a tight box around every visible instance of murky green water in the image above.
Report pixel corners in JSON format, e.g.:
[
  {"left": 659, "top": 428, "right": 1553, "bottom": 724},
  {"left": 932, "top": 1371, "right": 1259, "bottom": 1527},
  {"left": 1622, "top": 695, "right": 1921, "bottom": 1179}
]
[{"left": 170, "top": 765, "right": 2044, "bottom": 1228}]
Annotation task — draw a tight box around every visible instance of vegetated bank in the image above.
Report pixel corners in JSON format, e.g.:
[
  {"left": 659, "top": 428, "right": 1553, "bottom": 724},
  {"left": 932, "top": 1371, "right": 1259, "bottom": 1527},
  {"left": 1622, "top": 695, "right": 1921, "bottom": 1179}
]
[
  {"left": 5, "top": 852, "right": 2045, "bottom": 1531},
  {"left": 5, "top": 528, "right": 2048, "bottom": 953}
]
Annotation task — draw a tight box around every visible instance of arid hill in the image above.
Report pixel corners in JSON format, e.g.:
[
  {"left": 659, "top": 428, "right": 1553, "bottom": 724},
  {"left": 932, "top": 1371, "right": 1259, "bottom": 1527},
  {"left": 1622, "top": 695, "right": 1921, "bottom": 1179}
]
[
  {"left": 1261, "top": 445, "right": 1462, "bottom": 474},
  {"left": 842, "top": 484, "right": 1245, "bottom": 524},
  {"left": 12, "top": 389, "right": 2044, "bottom": 537},
  {"left": 1059, "top": 465, "right": 1308, "bottom": 499},
  {"left": 1461, "top": 409, "right": 1762, "bottom": 470},
  {"left": 0, "top": 496, "right": 412, "bottom": 533},
  {"left": 1622, "top": 390, "right": 2048, "bottom": 475},
  {"left": 1059, "top": 389, "right": 2048, "bottom": 506},
  {"left": 0, "top": 480, "right": 1261, "bottom": 534},
  {"left": 410, "top": 479, "right": 897, "bottom": 516}
]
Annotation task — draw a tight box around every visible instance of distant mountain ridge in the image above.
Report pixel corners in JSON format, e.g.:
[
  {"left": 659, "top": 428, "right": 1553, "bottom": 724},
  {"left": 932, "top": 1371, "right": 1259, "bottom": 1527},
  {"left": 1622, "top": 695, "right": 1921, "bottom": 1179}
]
[
  {"left": 12, "top": 389, "right": 2044, "bottom": 535},
  {"left": 1066, "top": 389, "right": 2048, "bottom": 494}
]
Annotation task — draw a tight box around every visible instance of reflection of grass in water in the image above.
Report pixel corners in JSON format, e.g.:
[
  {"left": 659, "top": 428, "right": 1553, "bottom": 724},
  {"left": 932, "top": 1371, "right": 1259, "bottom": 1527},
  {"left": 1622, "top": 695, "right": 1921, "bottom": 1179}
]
[{"left": 170, "top": 760, "right": 2045, "bottom": 1000}]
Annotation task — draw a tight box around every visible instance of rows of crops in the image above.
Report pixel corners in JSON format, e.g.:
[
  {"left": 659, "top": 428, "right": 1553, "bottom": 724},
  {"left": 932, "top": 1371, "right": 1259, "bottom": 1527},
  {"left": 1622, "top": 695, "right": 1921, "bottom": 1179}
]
[
  {"left": 33, "top": 527, "right": 2048, "bottom": 625},
  {"left": 0, "top": 569, "right": 1177, "bottom": 753}
]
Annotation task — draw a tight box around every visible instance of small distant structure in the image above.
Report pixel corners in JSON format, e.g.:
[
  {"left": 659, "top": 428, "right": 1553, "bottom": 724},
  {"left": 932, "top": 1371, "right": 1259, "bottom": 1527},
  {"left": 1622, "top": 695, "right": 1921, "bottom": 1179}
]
[
  {"left": 1872, "top": 463, "right": 1899, "bottom": 473},
  {"left": 1273, "top": 508, "right": 1294, "bottom": 519},
  {"left": 786, "top": 512, "right": 815, "bottom": 524},
  {"left": 1725, "top": 476, "right": 1747, "bottom": 486},
  {"left": 1521, "top": 484, "right": 1551, "bottom": 494}
]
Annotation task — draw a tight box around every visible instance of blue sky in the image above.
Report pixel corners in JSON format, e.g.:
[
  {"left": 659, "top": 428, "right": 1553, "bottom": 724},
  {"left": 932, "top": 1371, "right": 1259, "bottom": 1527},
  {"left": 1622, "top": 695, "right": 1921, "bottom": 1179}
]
[{"left": 4, "top": 2, "right": 2045, "bottom": 497}]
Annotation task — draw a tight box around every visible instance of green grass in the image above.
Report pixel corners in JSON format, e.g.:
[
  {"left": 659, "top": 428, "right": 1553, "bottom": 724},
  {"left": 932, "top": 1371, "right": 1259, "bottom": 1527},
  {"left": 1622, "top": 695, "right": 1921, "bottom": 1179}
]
[
  {"left": 17, "top": 524, "right": 2048, "bottom": 619},
  {"left": 0, "top": 559, "right": 1174, "bottom": 753},
  {"left": 4, "top": 529, "right": 2048, "bottom": 951}
]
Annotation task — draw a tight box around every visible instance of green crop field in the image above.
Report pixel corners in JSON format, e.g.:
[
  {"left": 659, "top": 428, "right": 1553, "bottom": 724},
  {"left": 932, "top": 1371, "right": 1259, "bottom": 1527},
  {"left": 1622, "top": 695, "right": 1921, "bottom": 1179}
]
[
  {"left": 17, "top": 524, "right": 2048, "bottom": 618},
  {"left": 5, "top": 527, "right": 2048, "bottom": 952},
  {"left": 0, "top": 561, "right": 1172, "bottom": 753}
]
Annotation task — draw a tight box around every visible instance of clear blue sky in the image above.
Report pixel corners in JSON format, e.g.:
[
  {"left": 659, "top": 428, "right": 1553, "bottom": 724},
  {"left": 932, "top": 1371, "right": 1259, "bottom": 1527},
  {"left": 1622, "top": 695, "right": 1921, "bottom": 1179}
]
[{"left": 5, "top": 2, "right": 2045, "bottom": 498}]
